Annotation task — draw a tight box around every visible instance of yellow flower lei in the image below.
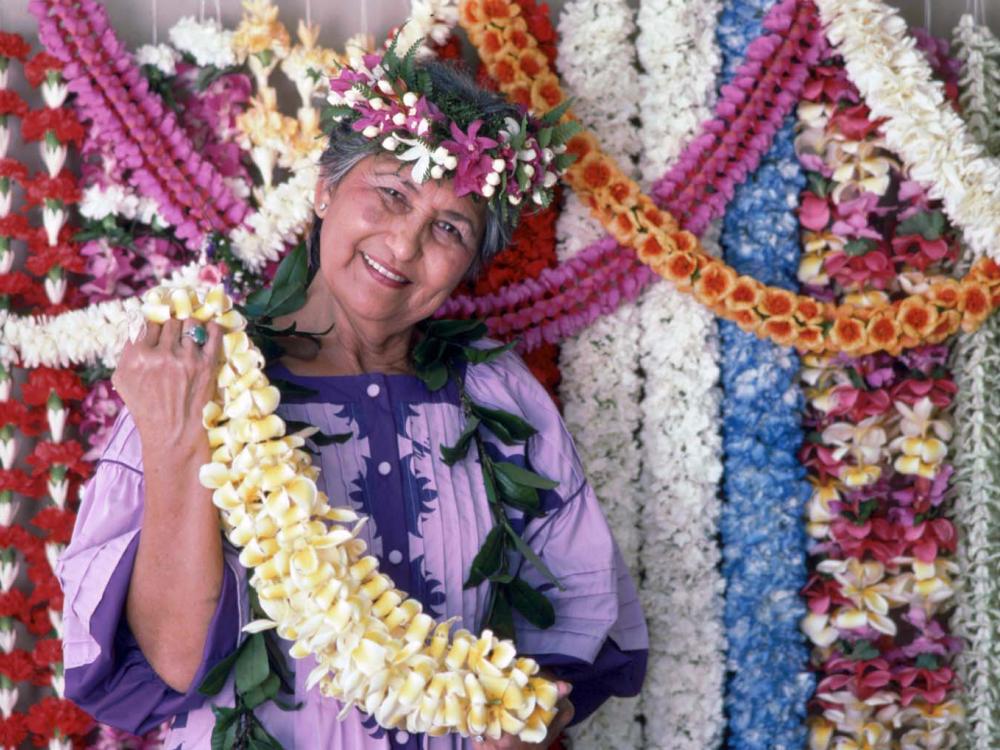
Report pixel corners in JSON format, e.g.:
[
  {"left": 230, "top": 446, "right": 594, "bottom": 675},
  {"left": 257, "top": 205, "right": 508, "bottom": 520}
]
[
  {"left": 141, "top": 285, "right": 560, "bottom": 742},
  {"left": 457, "top": 0, "right": 1000, "bottom": 356}
]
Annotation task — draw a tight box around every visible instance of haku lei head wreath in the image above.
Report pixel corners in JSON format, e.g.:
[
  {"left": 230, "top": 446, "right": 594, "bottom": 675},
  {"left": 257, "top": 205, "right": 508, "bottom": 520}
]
[{"left": 322, "top": 37, "right": 579, "bottom": 225}]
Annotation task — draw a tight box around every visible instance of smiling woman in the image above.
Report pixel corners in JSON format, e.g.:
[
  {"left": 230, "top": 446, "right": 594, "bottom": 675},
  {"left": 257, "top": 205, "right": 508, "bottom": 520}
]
[{"left": 56, "top": 54, "right": 648, "bottom": 750}]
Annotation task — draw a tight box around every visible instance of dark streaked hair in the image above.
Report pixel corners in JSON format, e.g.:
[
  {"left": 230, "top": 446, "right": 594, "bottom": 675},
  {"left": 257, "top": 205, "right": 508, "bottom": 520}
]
[{"left": 307, "top": 60, "right": 522, "bottom": 282}]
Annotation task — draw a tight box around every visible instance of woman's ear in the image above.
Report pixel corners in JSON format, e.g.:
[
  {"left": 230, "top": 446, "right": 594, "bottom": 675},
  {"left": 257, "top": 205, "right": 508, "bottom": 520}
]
[{"left": 314, "top": 181, "right": 332, "bottom": 217}]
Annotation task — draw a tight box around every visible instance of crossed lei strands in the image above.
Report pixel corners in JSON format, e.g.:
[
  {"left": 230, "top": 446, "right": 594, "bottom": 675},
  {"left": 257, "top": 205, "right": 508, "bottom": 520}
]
[{"left": 457, "top": 0, "right": 1000, "bottom": 357}]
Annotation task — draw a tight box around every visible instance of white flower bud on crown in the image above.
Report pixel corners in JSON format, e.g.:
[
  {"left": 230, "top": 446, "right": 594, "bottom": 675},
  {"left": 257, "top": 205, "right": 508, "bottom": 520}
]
[
  {"left": 369, "top": 97, "right": 385, "bottom": 110},
  {"left": 444, "top": 155, "right": 458, "bottom": 171},
  {"left": 377, "top": 79, "right": 394, "bottom": 95},
  {"left": 492, "top": 158, "right": 506, "bottom": 172},
  {"left": 382, "top": 136, "right": 399, "bottom": 150},
  {"left": 522, "top": 164, "right": 535, "bottom": 178},
  {"left": 542, "top": 148, "right": 554, "bottom": 162},
  {"left": 430, "top": 165, "right": 444, "bottom": 180},
  {"left": 485, "top": 172, "right": 501, "bottom": 187},
  {"left": 553, "top": 144, "right": 567, "bottom": 154},
  {"left": 392, "top": 112, "right": 407, "bottom": 126},
  {"left": 508, "top": 194, "right": 522, "bottom": 206},
  {"left": 543, "top": 171, "right": 558, "bottom": 188},
  {"left": 402, "top": 92, "right": 418, "bottom": 108},
  {"left": 481, "top": 183, "right": 496, "bottom": 198},
  {"left": 362, "top": 125, "right": 380, "bottom": 138},
  {"left": 532, "top": 190, "right": 544, "bottom": 205},
  {"left": 417, "top": 119, "right": 430, "bottom": 136},
  {"left": 433, "top": 146, "right": 451, "bottom": 163},
  {"left": 344, "top": 89, "right": 361, "bottom": 104},
  {"left": 518, "top": 148, "right": 536, "bottom": 161}
]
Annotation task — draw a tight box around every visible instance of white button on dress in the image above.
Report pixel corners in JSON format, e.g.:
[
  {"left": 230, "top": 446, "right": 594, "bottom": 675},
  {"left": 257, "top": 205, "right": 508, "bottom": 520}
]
[
  {"left": 367, "top": 383, "right": 381, "bottom": 398},
  {"left": 388, "top": 550, "right": 404, "bottom": 565},
  {"left": 396, "top": 731, "right": 409, "bottom": 743},
  {"left": 378, "top": 461, "right": 391, "bottom": 475}
]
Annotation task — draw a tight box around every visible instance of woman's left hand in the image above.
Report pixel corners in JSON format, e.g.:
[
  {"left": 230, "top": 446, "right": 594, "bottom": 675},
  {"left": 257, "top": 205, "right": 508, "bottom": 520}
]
[{"left": 472, "top": 681, "right": 574, "bottom": 750}]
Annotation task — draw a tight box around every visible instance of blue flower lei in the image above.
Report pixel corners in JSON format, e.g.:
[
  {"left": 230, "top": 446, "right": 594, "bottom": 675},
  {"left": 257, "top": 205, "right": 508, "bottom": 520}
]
[{"left": 716, "top": 1, "right": 815, "bottom": 746}]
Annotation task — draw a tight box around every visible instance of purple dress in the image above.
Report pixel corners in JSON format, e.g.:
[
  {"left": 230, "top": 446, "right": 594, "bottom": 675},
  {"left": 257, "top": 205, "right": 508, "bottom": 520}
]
[{"left": 58, "top": 345, "right": 648, "bottom": 748}]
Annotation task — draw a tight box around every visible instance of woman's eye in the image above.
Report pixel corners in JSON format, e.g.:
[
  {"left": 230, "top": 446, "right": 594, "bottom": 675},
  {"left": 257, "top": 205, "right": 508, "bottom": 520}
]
[
  {"left": 380, "top": 186, "right": 405, "bottom": 203},
  {"left": 436, "top": 221, "right": 467, "bottom": 246}
]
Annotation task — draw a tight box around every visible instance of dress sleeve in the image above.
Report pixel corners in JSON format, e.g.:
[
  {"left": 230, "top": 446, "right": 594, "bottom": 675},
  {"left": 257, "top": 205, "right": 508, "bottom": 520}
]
[
  {"left": 464, "top": 347, "right": 649, "bottom": 724},
  {"left": 58, "top": 409, "right": 248, "bottom": 735}
]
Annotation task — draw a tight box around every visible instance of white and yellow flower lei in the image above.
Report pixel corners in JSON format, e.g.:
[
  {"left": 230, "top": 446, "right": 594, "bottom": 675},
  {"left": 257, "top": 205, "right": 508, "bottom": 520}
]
[{"left": 141, "top": 284, "right": 559, "bottom": 742}]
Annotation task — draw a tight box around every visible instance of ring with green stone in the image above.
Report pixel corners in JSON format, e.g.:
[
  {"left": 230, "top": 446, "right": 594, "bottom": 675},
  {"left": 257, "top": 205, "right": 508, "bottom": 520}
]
[{"left": 184, "top": 323, "right": 208, "bottom": 346}]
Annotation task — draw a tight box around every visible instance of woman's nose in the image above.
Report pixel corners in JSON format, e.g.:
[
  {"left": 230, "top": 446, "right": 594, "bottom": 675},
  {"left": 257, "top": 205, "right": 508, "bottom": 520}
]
[{"left": 386, "top": 216, "right": 423, "bottom": 262}]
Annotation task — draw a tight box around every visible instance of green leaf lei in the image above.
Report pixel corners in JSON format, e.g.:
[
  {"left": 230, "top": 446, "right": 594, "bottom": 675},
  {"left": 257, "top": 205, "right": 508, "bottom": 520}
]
[{"left": 200, "top": 246, "right": 562, "bottom": 747}]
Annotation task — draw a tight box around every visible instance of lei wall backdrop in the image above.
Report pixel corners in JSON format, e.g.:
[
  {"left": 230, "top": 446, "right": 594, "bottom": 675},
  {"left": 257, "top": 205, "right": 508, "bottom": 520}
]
[{"left": 2, "top": 0, "right": 1000, "bottom": 748}]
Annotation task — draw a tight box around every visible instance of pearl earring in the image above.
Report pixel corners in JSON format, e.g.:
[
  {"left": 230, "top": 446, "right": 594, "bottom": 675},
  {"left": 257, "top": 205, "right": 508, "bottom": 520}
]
[{"left": 318, "top": 202, "right": 327, "bottom": 211}]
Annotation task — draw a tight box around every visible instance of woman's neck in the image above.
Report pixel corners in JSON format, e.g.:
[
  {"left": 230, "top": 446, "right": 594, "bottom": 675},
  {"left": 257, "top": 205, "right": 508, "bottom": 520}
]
[{"left": 273, "top": 280, "right": 416, "bottom": 376}]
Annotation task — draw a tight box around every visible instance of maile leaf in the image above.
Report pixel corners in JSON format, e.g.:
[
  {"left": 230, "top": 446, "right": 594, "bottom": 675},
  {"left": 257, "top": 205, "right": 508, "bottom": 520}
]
[
  {"left": 503, "top": 519, "right": 564, "bottom": 591},
  {"left": 243, "top": 672, "right": 281, "bottom": 710},
  {"left": 493, "top": 462, "right": 558, "bottom": 490},
  {"left": 198, "top": 649, "right": 240, "bottom": 696},
  {"left": 508, "top": 578, "right": 556, "bottom": 629},
  {"left": 235, "top": 632, "right": 269, "bottom": 693},
  {"left": 440, "top": 416, "right": 480, "bottom": 465},
  {"left": 464, "top": 526, "right": 506, "bottom": 588},
  {"left": 471, "top": 404, "right": 537, "bottom": 444}
]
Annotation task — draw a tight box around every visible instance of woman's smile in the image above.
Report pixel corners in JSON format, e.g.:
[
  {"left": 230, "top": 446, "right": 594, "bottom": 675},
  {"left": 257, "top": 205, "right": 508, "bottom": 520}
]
[{"left": 360, "top": 251, "right": 411, "bottom": 287}]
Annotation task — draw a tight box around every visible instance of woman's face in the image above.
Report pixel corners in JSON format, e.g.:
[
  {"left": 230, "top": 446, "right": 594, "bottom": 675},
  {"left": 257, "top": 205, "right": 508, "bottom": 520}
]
[{"left": 312, "top": 153, "right": 486, "bottom": 336}]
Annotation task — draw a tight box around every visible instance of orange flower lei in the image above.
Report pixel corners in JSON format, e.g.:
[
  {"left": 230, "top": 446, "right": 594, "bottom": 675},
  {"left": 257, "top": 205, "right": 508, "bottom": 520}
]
[{"left": 458, "top": 0, "right": 1000, "bottom": 356}]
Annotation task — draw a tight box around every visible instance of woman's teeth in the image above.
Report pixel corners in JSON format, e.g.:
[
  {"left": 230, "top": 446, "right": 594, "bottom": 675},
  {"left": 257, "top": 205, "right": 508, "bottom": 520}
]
[{"left": 362, "top": 253, "right": 408, "bottom": 283}]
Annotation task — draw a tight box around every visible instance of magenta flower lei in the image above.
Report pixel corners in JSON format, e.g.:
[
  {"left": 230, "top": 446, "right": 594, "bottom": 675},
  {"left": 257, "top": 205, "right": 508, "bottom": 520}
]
[
  {"left": 441, "top": 0, "right": 825, "bottom": 350},
  {"left": 28, "top": 0, "right": 249, "bottom": 249}
]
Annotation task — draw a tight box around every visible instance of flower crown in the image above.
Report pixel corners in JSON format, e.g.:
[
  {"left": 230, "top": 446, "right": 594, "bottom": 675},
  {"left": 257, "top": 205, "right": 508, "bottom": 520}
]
[{"left": 322, "top": 39, "right": 579, "bottom": 223}]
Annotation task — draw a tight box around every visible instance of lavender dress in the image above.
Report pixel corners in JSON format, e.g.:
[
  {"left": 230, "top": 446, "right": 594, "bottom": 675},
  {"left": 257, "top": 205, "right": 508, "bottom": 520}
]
[{"left": 58, "top": 345, "right": 648, "bottom": 749}]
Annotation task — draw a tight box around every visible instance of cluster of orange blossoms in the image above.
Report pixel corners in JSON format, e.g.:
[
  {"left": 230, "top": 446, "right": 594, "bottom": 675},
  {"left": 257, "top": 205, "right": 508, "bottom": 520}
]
[{"left": 458, "top": 0, "right": 1000, "bottom": 356}]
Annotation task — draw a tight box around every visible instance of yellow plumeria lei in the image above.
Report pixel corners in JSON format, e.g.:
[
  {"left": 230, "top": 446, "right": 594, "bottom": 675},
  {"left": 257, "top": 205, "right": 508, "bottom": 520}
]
[{"left": 140, "top": 284, "right": 559, "bottom": 742}]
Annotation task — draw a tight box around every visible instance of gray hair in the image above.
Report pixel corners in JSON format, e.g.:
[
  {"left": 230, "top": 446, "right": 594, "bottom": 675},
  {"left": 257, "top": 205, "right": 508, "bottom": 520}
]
[{"left": 307, "top": 60, "right": 522, "bottom": 283}]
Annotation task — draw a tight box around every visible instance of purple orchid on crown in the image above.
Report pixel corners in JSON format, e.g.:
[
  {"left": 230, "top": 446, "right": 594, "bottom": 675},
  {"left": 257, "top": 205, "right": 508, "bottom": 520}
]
[{"left": 322, "top": 40, "right": 578, "bottom": 224}]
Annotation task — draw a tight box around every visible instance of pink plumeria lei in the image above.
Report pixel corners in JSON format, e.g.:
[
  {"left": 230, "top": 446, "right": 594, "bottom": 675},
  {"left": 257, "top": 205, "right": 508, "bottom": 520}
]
[{"left": 324, "top": 43, "right": 575, "bottom": 216}]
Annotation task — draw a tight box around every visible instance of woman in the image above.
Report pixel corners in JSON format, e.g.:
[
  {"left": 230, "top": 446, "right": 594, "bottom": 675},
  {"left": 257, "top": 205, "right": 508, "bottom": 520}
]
[{"left": 58, "top": 59, "right": 647, "bottom": 748}]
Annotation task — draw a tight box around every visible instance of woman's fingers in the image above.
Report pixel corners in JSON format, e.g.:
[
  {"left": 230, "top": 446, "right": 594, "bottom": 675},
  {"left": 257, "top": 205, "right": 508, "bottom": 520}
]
[
  {"left": 161, "top": 318, "right": 182, "bottom": 351},
  {"left": 203, "top": 322, "right": 224, "bottom": 364},
  {"left": 142, "top": 320, "right": 162, "bottom": 349}
]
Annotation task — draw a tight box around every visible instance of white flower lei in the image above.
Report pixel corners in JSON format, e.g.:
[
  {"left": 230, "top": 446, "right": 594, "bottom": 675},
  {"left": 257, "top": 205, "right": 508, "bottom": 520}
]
[
  {"left": 949, "top": 14, "right": 1000, "bottom": 748},
  {"left": 634, "top": 2, "right": 726, "bottom": 746},
  {"left": 79, "top": 183, "right": 165, "bottom": 227},
  {"left": 135, "top": 43, "right": 181, "bottom": 76},
  {"left": 953, "top": 13, "right": 1000, "bottom": 159},
  {"left": 0, "top": 262, "right": 210, "bottom": 369},
  {"left": 168, "top": 15, "right": 238, "bottom": 69},
  {"left": 395, "top": 0, "right": 460, "bottom": 55},
  {"left": 815, "top": 0, "right": 1000, "bottom": 263},
  {"left": 553, "top": 1, "right": 645, "bottom": 745}
]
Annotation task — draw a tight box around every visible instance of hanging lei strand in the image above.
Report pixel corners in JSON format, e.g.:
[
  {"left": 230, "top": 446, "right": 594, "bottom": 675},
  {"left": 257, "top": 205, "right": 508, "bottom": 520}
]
[
  {"left": 458, "top": 0, "right": 1000, "bottom": 356},
  {"left": 714, "top": 1, "right": 815, "bottom": 746},
  {"left": 633, "top": 0, "right": 727, "bottom": 747},
  {"left": 815, "top": 0, "right": 1000, "bottom": 264},
  {"left": 796, "top": 47, "right": 964, "bottom": 749},
  {"left": 0, "top": 31, "right": 33, "bottom": 750},
  {"left": 549, "top": 0, "right": 645, "bottom": 746},
  {"left": 949, "top": 12, "right": 1000, "bottom": 750}
]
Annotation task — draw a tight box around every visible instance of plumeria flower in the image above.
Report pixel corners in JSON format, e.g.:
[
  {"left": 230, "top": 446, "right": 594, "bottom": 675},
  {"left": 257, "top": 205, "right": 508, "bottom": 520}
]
[
  {"left": 816, "top": 558, "right": 901, "bottom": 635},
  {"left": 806, "top": 479, "right": 841, "bottom": 538},
  {"left": 822, "top": 415, "right": 888, "bottom": 466},
  {"left": 829, "top": 140, "right": 895, "bottom": 201}
]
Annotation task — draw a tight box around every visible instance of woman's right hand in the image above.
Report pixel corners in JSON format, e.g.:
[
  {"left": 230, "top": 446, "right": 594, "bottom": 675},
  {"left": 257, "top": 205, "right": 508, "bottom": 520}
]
[{"left": 112, "top": 318, "right": 224, "bottom": 456}]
